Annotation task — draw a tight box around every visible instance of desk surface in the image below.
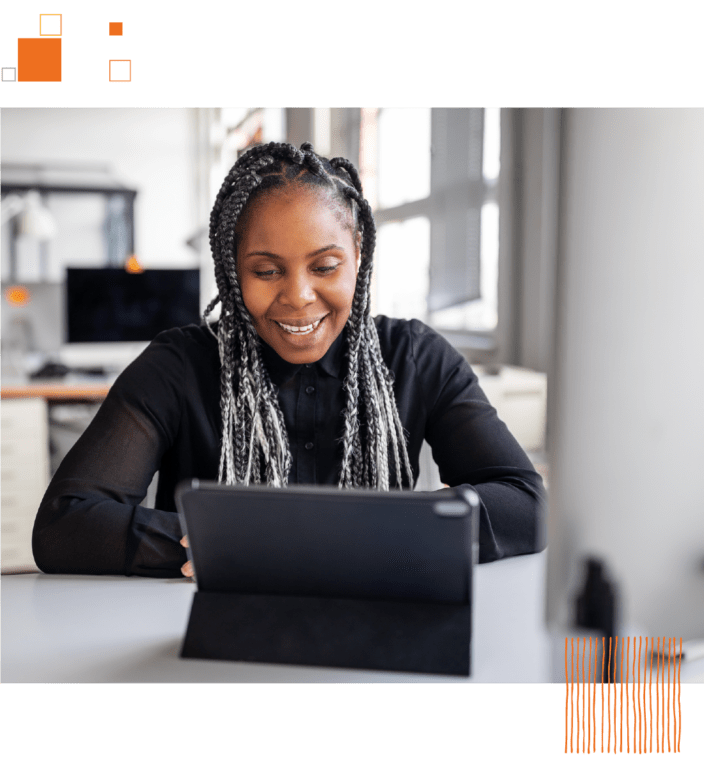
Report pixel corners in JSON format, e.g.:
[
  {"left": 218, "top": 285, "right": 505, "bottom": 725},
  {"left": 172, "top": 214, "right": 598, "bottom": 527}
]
[
  {"left": 1, "top": 380, "right": 112, "bottom": 401},
  {"left": 2, "top": 552, "right": 553, "bottom": 683}
]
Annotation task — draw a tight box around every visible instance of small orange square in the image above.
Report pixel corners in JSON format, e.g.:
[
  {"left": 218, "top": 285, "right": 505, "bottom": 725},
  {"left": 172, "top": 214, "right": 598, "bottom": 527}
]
[
  {"left": 109, "top": 22, "right": 123, "bottom": 36},
  {"left": 39, "top": 13, "right": 64, "bottom": 37}
]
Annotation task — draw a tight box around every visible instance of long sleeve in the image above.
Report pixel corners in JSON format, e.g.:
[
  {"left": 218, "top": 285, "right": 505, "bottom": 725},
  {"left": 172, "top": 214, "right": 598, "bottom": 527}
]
[
  {"left": 32, "top": 329, "right": 192, "bottom": 578},
  {"left": 376, "top": 317, "right": 547, "bottom": 563},
  {"left": 414, "top": 322, "right": 546, "bottom": 562},
  {"left": 33, "top": 318, "right": 545, "bottom": 576}
]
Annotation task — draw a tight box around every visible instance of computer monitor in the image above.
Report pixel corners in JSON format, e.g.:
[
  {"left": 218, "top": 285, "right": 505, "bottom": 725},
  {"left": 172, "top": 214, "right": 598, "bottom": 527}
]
[{"left": 66, "top": 267, "right": 200, "bottom": 343}]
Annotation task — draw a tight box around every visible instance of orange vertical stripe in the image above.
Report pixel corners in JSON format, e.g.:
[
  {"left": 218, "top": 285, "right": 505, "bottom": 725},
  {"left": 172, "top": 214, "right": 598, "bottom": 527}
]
[
  {"left": 606, "top": 637, "right": 612, "bottom": 752},
  {"left": 631, "top": 637, "right": 640, "bottom": 755},
  {"left": 649, "top": 637, "right": 653, "bottom": 753},
  {"left": 565, "top": 637, "right": 569, "bottom": 754},
  {"left": 574, "top": 638, "right": 582, "bottom": 755},
  {"left": 593, "top": 637, "right": 597, "bottom": 753},
  {"left": 642, "top": 637, "right": 648, "bottom": 755},
  {"left": 611, "top": 683, "right": 618, "bottom": 754},
  {"left": 656, "top": 636, "right": 660, "bottom": 752},
  {"left": 626, "top": 637, "right": 631, "bottom": 755},
  {"left": 571, "top": 637, "right": 574, "bottom": 753},
  {"left": 626, "top": 637, "right": 636, "bottom": 754},
  {"left": 634, "top": 636, "right": 643, "bottom": 755},
  {"left": 620, "top": 636, "right": 624, "bottom": 752},
  {"left": 580, "top": 637, "right": 587, "bottom": 755},
  {"left": 587, "top": 636, "right": 591, "bottom": 753},
  {"left": 667, "top": 637, "right": 671, "bottom": 752},
  {"left": 613, "top": 636, "right": 619, "bottom": 753},
  {"left": 601, "top": 637, "right": 605, "bottom": 753},
  {"left": 672, "top": 636, "right": 676, "bottom": 752},
  {"left": 660, "top": 635, "right": 664, "bottom": 753},
  {"left": 677, "top": 638, "right": 682, "bottom": 752}
]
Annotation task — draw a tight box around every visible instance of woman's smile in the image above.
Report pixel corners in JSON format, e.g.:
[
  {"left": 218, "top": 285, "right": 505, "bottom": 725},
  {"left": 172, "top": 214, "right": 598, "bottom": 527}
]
[
  {"left": 236, "top": 187, "right": 359, "bottom": 364},
  {"left": 273, "top": 314, "right": 328, "bottom": 335}
]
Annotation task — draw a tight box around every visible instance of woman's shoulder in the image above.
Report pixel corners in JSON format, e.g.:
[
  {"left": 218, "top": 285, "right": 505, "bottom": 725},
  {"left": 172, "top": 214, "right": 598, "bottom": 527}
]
[
  {"left": 373, "top": 315, "right": 457, "bottom": 357},
  {"left": 114, "top": 324, "right": 218, "bottom": 391},
  {"left": 374, "top": 314, "right": 430, "bottom": 340},
  {"left": 148, "top": 323, "right": 219, "bottom": 361}
]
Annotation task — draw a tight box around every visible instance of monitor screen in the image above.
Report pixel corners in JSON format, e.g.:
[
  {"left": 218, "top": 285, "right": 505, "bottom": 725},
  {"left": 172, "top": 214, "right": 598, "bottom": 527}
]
[{"left": 66, "top": 267, "right": 200, "bottom": 343}]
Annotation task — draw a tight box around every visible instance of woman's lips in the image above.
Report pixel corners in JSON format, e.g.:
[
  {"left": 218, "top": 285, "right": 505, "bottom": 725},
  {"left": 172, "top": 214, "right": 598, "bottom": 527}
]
[{"left": 273, "top": 315, "right": 327, "bottom": 335}]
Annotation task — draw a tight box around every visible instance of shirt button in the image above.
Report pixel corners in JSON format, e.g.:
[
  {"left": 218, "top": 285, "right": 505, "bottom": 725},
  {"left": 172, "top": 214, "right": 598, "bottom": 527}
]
[
  {"left": 304, "top": 441, "right": 314, "bottom": 450},
  {"left": 305, "top": 385, "right": 315, "bottom": 394},
  {"left": 305, "top": 364, "right": 312, "bottom": 368}
]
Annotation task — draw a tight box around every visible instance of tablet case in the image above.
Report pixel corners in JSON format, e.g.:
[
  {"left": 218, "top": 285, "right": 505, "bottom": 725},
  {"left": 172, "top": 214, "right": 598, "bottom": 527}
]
[{"left": 177, "top": 482, "right": 478, "bottom": 677}]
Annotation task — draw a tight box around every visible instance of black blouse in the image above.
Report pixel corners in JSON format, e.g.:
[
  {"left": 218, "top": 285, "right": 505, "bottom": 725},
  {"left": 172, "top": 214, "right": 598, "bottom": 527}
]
[{"left": 33, "top": 316, "right": 546, "bottom": 578}]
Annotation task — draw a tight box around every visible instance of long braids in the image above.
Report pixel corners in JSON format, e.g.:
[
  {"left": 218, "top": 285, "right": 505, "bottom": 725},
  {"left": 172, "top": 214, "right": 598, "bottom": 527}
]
[{"left": 205, "top": 141, "right": 414, "bottom": 490}]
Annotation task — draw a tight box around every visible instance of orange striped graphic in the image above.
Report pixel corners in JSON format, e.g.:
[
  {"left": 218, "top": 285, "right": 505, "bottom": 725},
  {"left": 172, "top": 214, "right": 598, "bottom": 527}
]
[{"left": 565, "top": 636, "right": 682, "bottom": 755}]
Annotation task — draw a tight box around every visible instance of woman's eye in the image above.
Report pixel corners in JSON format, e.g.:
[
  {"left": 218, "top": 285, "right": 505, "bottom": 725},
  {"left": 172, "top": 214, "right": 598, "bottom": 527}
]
[
  {"left": 314, "top": 265, "right": 338, "bottom": 274},
  {"left": 254, "top": 269, "right": 279, "bottom": 277}
]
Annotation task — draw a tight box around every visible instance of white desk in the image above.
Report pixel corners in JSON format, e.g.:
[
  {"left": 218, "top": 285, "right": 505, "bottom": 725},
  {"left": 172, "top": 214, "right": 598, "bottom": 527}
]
[{"left": 2, "top": 551, "right": 552, "bottom": 683}]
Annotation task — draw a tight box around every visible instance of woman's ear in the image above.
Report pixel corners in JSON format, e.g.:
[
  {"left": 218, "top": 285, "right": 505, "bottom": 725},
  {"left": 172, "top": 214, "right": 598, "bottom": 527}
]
[{"left": 355, "top": 232, "right": 362, "bottom": 272}]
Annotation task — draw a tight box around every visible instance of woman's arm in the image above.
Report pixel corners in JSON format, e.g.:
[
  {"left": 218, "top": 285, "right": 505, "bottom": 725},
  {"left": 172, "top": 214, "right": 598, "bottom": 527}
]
[
  {"left": 32, "top": 330, "right": 189, "bottom": 578},
  {"left": 413, "top": 321, "right": 547, "bottom": 562}
]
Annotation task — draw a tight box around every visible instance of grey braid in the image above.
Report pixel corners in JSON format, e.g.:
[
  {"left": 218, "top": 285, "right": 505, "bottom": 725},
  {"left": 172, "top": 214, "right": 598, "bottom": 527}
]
[{"left": 205, "top": 141, "right": 414, "bottom": 490}]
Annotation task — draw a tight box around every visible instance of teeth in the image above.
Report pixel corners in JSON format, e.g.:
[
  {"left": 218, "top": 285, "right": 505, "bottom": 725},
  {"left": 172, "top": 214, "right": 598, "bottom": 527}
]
[{"left": 276, "top": 317, "right": 324, "bottom": 335}]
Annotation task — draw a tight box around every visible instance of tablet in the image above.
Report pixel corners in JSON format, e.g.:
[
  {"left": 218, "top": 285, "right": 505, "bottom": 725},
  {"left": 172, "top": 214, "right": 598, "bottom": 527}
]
[
  {"left": 176, "top": 480, "right": 479, "bottom": 604},
  {"left": 175, "top": 480, "right": 479, "bottom": 675}
]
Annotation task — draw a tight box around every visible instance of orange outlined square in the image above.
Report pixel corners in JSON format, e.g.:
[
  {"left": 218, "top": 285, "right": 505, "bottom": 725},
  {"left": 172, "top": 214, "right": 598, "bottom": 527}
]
[
  {"left": 18, "top": 38, "right": 61, "bottom": 81},
  {"left": 109, "top": 22, "right": 123, "bottom": 36},
  {"left": 39, "top": 13, "right": 64, "bottom": 37},
  {"left": 39, "top": 14, "right": 62, "bottom": 36},
  {"left": 108, "top": 59, "right": 132, "bottom": 83}
]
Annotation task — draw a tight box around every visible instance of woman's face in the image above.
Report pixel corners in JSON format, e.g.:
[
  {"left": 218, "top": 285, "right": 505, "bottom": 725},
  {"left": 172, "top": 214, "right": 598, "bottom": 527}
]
[{"left": 236, "top": 186, "right": 360, "bottom": 365}]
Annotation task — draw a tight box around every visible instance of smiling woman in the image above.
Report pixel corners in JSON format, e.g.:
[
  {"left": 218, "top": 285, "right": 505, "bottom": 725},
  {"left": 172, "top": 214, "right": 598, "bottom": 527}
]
[
  {"left": 32, "top": 141, "right": 546, "bottom": 578},
  {"left": 236, "top": 187, "right": 359, "bottom": 365}
]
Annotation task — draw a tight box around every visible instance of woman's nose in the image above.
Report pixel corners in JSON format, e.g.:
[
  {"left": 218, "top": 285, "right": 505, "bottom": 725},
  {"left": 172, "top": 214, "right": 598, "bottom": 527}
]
[{"left": 280, "top": 271, "right": 316, "bottom": 309}]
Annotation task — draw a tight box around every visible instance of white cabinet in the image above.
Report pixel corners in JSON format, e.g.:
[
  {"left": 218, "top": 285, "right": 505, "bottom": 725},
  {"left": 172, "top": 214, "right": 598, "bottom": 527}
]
[
  {"left": 476, "top": 365, "right": 547, "bottom": 453},
  {"left": 1, "top": 398, "right": 49, "bottom": 570}
]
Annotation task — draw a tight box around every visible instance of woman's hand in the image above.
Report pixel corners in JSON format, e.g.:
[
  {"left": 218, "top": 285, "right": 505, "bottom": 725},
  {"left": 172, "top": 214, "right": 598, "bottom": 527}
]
[{"left": 180, "top": 535, "right": 194, "bottom": 578}]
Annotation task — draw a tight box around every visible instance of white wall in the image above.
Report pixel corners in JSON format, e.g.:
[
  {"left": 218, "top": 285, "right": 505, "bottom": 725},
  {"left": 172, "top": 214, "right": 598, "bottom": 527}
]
[
  {"left": 1, "top": 108, "right": 198, "bottom": 270},
  {"left": 547, "top": 109, "right": 704, "bottom": 639}
]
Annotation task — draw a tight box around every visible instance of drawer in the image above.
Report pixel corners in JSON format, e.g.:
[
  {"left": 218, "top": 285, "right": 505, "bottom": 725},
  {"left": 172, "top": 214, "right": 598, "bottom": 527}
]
[
  {"left": 1, "top": 497, "right": 42, "bottom": 523},
  {"left": 2, "top": 517, "right": 32, "bottom": 535},
  {"left": 1, "top": 400, "right": 48, "bottom": 430},
  {"left": 1, "top": 436, "right": 49, "bottom": 463},
  {"left": 2, "top": 542, "right": 36, "bottom": 569},
  {"left": 0, "top": 518, "right": 34, "bottom": 569},
  {"left": 2, "top": 481, "right": 47, "bottom": 512},
  {"left": 1, "top": 397, "right": 48, "bottom": 416},
  {"left": 1, "top": 462, "right": 48, "bottom": 483}
]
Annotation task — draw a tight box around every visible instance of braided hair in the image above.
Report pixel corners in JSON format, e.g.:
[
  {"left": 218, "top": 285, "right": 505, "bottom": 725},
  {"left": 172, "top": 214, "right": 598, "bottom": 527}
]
[{"left": 205, "top": 141, "right": 414, "bottom": 491}]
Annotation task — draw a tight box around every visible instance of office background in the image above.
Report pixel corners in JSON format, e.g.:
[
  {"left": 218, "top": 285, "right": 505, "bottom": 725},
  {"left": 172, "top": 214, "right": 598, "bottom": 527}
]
[{"left": 1, "top": 108, "right": 703, "bottom": 649}]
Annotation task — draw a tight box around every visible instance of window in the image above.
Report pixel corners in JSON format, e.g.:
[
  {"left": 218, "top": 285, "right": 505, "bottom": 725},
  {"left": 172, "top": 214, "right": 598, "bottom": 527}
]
[{"left": 362, "top": 108, "right": 502, "bottom": 348}]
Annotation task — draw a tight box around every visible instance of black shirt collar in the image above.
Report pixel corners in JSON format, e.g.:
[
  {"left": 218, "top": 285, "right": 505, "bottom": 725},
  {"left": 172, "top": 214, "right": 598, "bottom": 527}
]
[{"left": 259, "top": 326, "right": 347, "bottom": 386}]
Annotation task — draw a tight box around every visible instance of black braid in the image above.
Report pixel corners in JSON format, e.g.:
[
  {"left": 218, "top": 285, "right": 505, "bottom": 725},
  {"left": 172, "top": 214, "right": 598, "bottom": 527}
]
[{"left": 205, "top": 141, "right": 413, "bottom": 490}]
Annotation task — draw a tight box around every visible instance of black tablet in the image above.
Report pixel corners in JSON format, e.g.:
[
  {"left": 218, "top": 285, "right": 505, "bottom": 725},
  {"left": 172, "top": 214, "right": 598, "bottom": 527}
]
[
  {"left": 175, "top": 481, "right": 479, "bottom": 675},
  {"left": 176, "top": 480, "right": 478, "bottom": 604}
]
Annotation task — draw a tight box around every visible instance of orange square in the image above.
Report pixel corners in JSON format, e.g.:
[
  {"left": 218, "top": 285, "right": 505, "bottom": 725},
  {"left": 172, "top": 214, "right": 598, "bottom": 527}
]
[
  {"left": 108, "top": 59, "right": 132, "bottom": 83},
  {"left": 18, "top": 38, "right": 61, "bottom": 82},
  {"left": 39, "top": 13, "right": 64, "bottom": 37},
  {"left": 109, "top": 22, "right": 123, "bottom": 36}
]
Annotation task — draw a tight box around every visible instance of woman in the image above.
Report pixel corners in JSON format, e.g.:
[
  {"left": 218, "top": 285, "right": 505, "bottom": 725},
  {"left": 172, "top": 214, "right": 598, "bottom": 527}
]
[{"left": 33, "top": 142, "right": 545, "bottom": 578}]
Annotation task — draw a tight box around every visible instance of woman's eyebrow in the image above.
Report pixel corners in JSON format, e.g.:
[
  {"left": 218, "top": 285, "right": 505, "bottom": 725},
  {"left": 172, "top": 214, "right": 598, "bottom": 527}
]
[{"left": 242, "top": 245, "right": 343, "bottom": 260}]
